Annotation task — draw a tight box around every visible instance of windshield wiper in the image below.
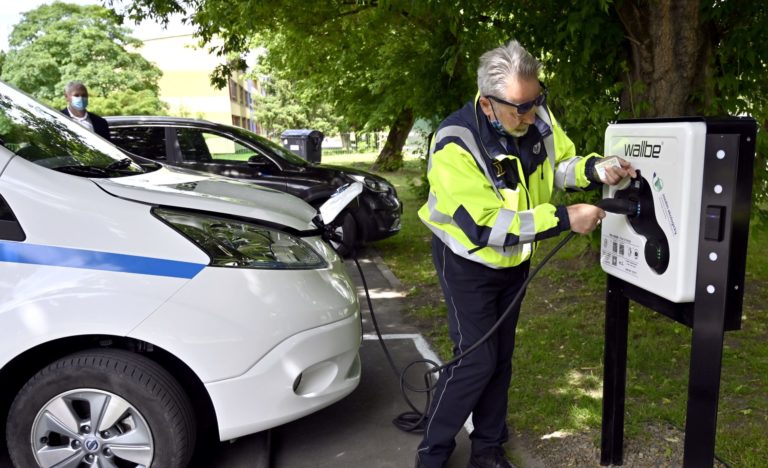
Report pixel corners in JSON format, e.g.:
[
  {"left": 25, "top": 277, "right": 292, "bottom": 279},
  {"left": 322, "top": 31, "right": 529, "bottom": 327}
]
[
  {"left": 106, "top": 157, "right": 133, "bottom": 171},
  {"left": 52, "top": 165, "right": 110, "bottom": 177}
]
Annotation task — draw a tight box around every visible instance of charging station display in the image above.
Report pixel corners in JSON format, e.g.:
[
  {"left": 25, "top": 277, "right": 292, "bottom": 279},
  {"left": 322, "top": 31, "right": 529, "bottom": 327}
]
[{"left": 600, "top": 122, "right": 707, "bottom": 303}]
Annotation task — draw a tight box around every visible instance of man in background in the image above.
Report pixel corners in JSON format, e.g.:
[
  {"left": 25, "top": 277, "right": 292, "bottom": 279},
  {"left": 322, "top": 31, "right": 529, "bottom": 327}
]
[{"left": 61, "top": 81, "right": 110, "bottom": 140}]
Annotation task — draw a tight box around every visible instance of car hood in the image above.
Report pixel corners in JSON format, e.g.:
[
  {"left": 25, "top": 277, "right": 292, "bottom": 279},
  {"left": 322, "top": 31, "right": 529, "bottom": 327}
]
[
  {"left": 94, "top": 165, "right": 318, "bottom": 231},
  {"left": 315, "top": 163, "right": 387, "bottom": 182}
]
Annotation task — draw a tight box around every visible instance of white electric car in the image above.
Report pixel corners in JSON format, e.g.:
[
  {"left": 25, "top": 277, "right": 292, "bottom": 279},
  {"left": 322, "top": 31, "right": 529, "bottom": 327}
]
[{"left": 0, "top": 81, "right": 362, "bottom": 467}]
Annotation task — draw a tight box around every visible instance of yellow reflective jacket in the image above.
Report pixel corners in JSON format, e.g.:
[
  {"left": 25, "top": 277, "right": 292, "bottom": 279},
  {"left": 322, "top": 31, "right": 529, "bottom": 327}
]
[{"left": 418, "top": 95, "right": 602, "bottom": 268}]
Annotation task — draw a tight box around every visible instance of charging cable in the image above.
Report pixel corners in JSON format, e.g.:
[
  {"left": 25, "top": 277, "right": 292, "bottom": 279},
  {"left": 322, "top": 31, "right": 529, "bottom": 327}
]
[{"left": 336, "top": 197, "right": 639, "bottom": 433}]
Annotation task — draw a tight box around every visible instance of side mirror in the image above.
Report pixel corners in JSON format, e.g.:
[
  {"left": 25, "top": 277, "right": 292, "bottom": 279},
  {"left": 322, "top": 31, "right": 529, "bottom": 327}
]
[{"left": 318, "top": 182, "right": 364, "bottom": 225}]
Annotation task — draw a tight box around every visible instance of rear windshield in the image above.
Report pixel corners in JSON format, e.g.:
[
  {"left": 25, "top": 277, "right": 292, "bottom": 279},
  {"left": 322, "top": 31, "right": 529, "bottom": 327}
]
[{"left": 0, "top": 82, "right": 145, "bottom": 177}]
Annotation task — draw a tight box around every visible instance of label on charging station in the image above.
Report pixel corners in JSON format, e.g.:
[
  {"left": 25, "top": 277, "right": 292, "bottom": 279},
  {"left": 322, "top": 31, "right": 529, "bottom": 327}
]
[{"left": 601, "top": 122, "right": 706, "bottom": 303}]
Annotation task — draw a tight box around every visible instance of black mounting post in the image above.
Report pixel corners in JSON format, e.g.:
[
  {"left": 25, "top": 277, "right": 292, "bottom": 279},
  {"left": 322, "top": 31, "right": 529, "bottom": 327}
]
[
  {"left": 600, "top": 275, "right": 629, "bottom": 466},
  {"left": 599, "top": 118, "right": 756, "bottom": 467}
]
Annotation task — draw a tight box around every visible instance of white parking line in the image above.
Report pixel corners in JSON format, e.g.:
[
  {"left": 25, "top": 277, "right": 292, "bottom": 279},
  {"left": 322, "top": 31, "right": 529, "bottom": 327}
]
[{"left": 362, "top": 333, "right": 474, "bottom": 434}]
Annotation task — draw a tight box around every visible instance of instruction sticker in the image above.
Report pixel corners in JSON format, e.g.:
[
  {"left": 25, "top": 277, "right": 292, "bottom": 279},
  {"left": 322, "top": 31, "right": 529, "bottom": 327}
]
[{"left": 601, "top": 233, "right": 641, "bottom": 277}]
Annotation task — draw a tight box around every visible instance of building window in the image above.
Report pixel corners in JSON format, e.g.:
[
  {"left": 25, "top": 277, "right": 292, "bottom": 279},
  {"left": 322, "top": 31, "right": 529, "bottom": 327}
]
[
  {"left": 229, "top": 79, "right": 238, "bottom": 102},
  {"left": 232, "top": 115, "right": 241, "bottom": 127}
]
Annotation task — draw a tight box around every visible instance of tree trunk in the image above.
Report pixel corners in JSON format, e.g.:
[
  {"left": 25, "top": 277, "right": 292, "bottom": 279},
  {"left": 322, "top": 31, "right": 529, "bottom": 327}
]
[
  {"left": 616, "top": 0, "right": 710, "bottom": 117},
  {"left": 373, "top": 107, "right": 414, "bottom": 171},
  {"left": 340, "top": 132, "right": 351, "bottom": 150}
]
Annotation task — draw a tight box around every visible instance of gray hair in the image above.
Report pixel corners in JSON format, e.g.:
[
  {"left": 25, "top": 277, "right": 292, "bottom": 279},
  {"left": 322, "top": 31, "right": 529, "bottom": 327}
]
[
  {"left": 477, "top": 40, "right": 541, "bottom": 96},
  {"left": 64, "top": 80, "right": 87, "bottom": 95}
]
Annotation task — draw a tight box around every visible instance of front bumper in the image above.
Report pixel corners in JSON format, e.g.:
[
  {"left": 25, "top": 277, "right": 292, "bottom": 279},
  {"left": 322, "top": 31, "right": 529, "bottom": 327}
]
[
  {"left": 206, "top": 313, "right": 362, "bottom": 440},
  {"left": 355, "top": 190, "right": 403, "bottom": 242}
]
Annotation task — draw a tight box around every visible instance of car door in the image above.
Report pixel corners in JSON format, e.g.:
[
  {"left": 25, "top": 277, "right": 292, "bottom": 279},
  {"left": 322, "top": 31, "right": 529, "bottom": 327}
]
[
  {"left": 109, "top": 126, "right": 173, "bottom": 162},
  {"left": 172, "top": 127, "right": 289, "bottom": 193}
]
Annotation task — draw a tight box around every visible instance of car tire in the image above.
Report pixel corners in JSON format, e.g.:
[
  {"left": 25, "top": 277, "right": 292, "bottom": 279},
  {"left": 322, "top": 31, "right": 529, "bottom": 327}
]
[
  {"left": 331, "top": 211, "right": 358, "bottom": 258},
  {"left": 6, "top": 349, "right": 195, "bottom": 468}
]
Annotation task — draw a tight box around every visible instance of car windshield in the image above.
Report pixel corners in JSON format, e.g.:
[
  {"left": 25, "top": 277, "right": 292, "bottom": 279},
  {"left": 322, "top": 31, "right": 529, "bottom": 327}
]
[
  {"left": 0, "top": 82, "right": 146, "bottom": 177},
  {"left": 228, "top": 126, "right": 310, "bottom": 166}
]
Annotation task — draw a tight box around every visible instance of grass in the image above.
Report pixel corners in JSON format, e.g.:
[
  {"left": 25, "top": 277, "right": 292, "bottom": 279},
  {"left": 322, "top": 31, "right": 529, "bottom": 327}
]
[
  {"left": 321, "top": 151, "right": 380, "bottom": 166},
  {"left": 343, "top": 154, "right": 767, "bottom": 467}
]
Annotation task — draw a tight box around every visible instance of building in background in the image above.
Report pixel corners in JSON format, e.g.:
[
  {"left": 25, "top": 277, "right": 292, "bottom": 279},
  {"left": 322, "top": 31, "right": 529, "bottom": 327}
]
[{"left": 135, "top": 33, "right": 259, "bottom": 132}]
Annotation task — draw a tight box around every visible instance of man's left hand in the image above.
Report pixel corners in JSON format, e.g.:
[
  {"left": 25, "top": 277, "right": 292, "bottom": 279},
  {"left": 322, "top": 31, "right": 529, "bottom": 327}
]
[{"left": 600, "top": 156, "right": 636, "bottom": 185}]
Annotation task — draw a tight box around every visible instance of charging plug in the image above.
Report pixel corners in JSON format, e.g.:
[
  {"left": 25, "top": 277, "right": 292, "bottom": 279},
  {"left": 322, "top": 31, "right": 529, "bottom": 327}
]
[
  {"left": 597, "top": 197, "right": 640, "bottom": 216},
  {"left": 604, "top": 170, "right": 669, "bottom": 274}
]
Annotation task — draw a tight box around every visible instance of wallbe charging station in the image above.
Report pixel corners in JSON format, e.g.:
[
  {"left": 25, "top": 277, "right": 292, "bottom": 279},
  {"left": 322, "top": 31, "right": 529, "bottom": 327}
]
[{"left": 598, "top": 117, "right": 757, "bottom": 467}]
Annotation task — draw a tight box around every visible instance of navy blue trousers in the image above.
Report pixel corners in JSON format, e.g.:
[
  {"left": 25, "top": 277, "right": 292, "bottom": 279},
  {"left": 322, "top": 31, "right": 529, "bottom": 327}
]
[{"left": 417, "top": 236, "right": 529, "bottom": 468}]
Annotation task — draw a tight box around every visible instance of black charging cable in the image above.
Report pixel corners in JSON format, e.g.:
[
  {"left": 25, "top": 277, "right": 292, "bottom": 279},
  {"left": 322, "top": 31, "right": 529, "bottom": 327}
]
[
  {"left": 336, "top": 198, "right": 640, "bottom": 433},
  {"left": 350, "top": 230, "right": 578, "bottom": 433}
]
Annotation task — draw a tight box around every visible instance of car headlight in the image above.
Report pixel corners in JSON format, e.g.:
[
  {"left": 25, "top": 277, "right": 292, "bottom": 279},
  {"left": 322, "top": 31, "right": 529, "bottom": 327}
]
[
  {"left": 349, "top": 174, "right": 391, "bottom": 193},
  {"left": 154, "top": 208, "right": 327, "bottom": 269}
]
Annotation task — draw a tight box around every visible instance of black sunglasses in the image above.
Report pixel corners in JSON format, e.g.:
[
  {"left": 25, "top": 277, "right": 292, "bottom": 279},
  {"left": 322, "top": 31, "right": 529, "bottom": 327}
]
[{"left": 486, "top": 83, "right": 548, "bottom": 115}]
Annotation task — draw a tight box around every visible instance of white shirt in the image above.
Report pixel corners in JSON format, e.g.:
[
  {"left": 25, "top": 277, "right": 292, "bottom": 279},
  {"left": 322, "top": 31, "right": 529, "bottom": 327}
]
[{"left": 68, "top": 109, "right": 95, "bottom": 132}]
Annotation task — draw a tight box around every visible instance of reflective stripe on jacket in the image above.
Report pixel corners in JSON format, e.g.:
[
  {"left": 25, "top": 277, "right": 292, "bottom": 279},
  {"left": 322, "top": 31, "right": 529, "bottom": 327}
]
[{"left": 418, "top": 95, "right": 601, "bottom": 268}]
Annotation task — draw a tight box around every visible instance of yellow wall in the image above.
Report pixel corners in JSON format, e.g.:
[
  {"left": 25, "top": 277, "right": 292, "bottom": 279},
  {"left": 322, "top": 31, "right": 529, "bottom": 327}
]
[{"left": 136, "top": 34, "right": 254, "bottom": 129}]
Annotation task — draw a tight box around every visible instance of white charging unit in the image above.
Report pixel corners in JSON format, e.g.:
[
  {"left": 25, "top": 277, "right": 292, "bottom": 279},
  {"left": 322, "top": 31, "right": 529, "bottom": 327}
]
[
  {"left": 599, "top": 116, "right": 757, "bottom": 468},
  {"left": 600, "top": 121, "right": 707, "bottom": 303}
]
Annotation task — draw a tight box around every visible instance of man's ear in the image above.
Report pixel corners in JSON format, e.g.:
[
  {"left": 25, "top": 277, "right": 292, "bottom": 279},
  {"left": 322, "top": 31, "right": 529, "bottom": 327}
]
[{"left": 478, "top": 96, "right": 493, "bottom": 119}]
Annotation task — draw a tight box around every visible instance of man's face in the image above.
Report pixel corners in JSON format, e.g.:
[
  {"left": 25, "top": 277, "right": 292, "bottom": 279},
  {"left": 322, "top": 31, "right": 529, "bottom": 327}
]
[
  {"left": 65, "top": 85, "right": 88, "bottom": 104},
  {"left": 480, "top": 77, "right": 542, "bottom": 137}
]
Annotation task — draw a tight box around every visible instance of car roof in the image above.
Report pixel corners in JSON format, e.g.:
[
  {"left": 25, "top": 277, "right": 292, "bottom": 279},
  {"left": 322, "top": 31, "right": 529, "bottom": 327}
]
[{"left": 105, "top": 115, "right": 223, "bottom": 128}]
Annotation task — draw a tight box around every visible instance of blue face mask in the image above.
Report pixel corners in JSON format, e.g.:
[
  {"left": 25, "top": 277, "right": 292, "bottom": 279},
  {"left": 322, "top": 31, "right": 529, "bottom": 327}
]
[
  {"left": 71, "top": 96, "right": 88, "bottom": 111},
  {"left": 490, "top": 119, "right": 507, "bottom": 135},
  {"left": 488, "top": 101, "right": 510, "bottom": 136}
]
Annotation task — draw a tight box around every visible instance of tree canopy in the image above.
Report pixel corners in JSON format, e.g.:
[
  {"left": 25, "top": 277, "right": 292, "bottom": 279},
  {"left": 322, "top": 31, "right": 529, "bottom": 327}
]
[
  {"left": 116, "top": 0, "right": 765, "bottom": 190},
  {"left": 2, "top": 1, "right": 167, "bottom": 115},
  {"left": 251, "top": 62, "right": 346, "bottom": 140}
]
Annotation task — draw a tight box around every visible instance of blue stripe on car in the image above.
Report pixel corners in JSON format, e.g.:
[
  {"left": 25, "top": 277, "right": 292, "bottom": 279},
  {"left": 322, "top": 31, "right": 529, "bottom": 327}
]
[{"left": 0, "top": 241, "right": 205, "bottom": 278}]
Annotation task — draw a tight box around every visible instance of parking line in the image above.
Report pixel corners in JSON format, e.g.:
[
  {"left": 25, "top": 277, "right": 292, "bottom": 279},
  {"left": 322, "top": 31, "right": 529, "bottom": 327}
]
[{"left": 362, "top": 333, "right": 474, "bottom": 434}]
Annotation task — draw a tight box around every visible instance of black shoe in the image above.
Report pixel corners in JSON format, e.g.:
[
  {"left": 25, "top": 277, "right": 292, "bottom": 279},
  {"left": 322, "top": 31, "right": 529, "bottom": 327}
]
[{"left": 467, "top": 446, "right": 516, "bottom": 468}]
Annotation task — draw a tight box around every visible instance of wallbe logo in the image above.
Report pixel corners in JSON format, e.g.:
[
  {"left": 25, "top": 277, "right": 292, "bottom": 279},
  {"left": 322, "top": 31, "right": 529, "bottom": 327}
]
[{"left": 624, "top": 140, "right": 662, "bottom": 158}]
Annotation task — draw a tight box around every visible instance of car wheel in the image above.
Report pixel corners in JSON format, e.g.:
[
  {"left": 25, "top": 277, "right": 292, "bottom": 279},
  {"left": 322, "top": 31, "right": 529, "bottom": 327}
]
[
  {"left": 331, "top": 211, "right": 358, "bottom": 258},
  {"left": 6, "top": 349, "right": 195, "bottom": 468}
]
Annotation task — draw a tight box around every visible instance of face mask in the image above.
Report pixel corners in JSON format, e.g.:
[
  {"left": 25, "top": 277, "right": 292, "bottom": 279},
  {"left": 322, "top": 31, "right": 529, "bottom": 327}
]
[
  {"left": 490, "top": 119, "right": 507, "bottom": 135},
  {"left": 71, "top": 96, "right": 88, "bottom": 111},
  {"left": 488, "top": 102, "right": 509, "bottom": 136}
]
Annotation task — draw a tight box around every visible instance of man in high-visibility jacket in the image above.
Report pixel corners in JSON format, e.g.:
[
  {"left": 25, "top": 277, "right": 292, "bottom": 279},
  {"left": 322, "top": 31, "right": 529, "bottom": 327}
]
[{"left": 415, "top": 40, "right": 635, "bottom": 468}]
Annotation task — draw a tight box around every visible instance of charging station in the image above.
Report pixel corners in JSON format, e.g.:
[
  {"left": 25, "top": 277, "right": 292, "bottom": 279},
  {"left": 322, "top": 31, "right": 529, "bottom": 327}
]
[{"left": 598, "top": 117, "right": 757, "bottom": 467}]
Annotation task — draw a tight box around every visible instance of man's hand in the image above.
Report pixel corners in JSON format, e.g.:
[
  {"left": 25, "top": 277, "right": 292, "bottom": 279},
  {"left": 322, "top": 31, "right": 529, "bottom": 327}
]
[
  {"left": 567, "top": 203, "right": 605, "bottom": 234},
  {"left": 598, "top": 156, "right": 636, "bottom": 185}
]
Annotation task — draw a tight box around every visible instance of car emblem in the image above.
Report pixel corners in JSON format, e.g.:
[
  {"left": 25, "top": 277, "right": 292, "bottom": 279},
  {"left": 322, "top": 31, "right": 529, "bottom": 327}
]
[{"left": 84, "top": 437, "right": 100, "bottom": 452}]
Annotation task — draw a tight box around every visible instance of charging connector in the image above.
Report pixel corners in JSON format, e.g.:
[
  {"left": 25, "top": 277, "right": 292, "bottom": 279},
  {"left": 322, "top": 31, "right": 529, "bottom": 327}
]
[{"left": 597, "top": 197, "right": 639, "bottom": 217}]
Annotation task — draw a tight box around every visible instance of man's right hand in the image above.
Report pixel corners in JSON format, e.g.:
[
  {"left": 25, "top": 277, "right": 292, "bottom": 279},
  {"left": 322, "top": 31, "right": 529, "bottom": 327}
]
[{"left": 567, "top": 203, "right": 605, "bottom": 234}]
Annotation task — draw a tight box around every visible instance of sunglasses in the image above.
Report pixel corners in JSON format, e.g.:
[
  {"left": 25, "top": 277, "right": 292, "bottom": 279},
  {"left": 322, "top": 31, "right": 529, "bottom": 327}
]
[{"left": 486, "top": 83, "right": 548, "bottom": 115}]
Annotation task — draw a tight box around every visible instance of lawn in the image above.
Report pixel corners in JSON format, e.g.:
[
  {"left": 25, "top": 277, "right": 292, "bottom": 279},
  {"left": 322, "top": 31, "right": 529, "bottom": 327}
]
[{"left": 336, "top": 153, "right": 768, "bottom": 467}]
